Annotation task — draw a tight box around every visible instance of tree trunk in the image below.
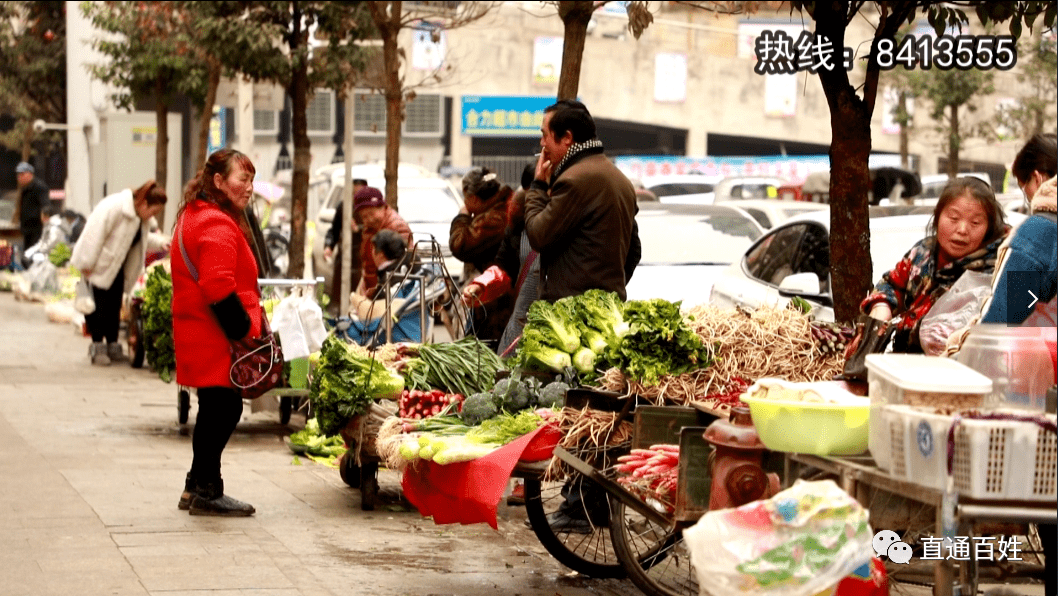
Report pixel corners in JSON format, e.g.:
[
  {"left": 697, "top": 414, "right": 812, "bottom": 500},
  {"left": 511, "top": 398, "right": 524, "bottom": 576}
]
[
  {"left": 288, "top": 4, "right": 309, "bottom": 279},
  {"left": 898, "top": 91, "right": 909, "bottom": 170},
  {"left": 155, "top": 76, "right": 169, "bottom": 229},
  {"left": 379, "top": 5, "right": 402, "bottom": 210},
  {"left": 195, "top": 58, "right": 221, "bottom": 170},
  {"left": 20, "top": 123, "right": 33, "bottom": 161},
  {"left": 557, "top": 1, "right": 594, "bottom": 101},
  {"left": 814, "top": 1, "right": 876, "bottom": 324},
  {"left": 947, "top": 105, "right": 959, "bottom": 179}
]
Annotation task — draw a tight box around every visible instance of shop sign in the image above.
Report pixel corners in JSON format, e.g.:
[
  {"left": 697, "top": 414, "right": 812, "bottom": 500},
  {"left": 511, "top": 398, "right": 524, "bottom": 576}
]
[{"left": 460, "top": 95, "right": 551, "bottom": 137}]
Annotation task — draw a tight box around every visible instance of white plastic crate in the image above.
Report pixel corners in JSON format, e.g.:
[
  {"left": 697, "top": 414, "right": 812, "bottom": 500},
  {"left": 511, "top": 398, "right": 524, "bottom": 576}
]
[
  {"left": 884, "top": 405, "right": 1057, "bottom": 502},
  {"left": 865, "top": 354, "right": 992, "bottom": 471}
]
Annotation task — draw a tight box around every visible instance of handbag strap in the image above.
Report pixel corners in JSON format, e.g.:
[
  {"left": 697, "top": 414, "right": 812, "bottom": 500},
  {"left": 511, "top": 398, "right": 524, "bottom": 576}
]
[{"left": 177, "top": 218, "right": 200, "bottom": 282}]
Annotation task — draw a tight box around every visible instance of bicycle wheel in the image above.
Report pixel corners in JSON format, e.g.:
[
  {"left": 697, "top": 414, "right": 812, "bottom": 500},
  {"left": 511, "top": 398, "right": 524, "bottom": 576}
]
[
  {"left": 523, "top": 475, "right": 626, "bottom": 578},
  {"left": 610, "top": 499, "right": 697, "bottom": 596}
]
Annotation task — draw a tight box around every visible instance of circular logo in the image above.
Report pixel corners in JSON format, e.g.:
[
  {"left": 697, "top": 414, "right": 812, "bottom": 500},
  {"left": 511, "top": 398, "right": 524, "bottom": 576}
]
[{"left": 916, "top": 421, "right": 933, "bottom": 457}]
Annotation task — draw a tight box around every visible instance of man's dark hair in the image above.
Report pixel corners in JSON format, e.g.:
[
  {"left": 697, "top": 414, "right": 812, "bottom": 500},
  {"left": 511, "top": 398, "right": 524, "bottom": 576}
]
[
  {"left": 372, "top": 229, "right": 407, "bottom": 262},
  {"left": 544, "top": 99, "right": 596, "bottom": 144},
  {"left": 1012, "top": 133, "right": 1057, "bottom": 184}
]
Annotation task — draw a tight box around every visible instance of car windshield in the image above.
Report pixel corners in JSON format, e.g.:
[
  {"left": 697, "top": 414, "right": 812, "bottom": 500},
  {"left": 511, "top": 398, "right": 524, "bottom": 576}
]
[
  {"left": 394, "top": 186, "right": 461, "bottom": 223},
  {"left": 649, "top": 183, "right": 715, "bottom": 197},
  {"left": 638, "top": 208, "right": 761, "bottom": 265}
]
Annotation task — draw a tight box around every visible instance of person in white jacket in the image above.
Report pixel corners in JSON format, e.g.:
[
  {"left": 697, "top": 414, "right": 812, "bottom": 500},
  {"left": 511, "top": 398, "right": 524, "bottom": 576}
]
[{"left": 70, "top": 181, "right": 169, "bottom": 365}]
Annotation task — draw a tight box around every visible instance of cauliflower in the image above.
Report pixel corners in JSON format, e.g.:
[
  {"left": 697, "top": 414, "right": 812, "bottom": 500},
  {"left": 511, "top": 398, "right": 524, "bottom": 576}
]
[
  {"left": 537, "top": 381, "right": 570, "bottom": 409},
  {"left": 460, "top": 392, "right": 499, "bottom": 426}
]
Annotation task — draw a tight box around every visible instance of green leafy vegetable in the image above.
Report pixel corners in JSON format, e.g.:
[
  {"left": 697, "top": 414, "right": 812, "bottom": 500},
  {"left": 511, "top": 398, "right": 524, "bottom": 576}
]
[
  {"left": 403, "top": 338, "right": 503, "bottom": 398},
  {"left": 600, "top": 298, "right": 713, "bottom": 384},
  {"left": 310, "top": 335, "right": 405, "bottom": 436},
  {"left": 525, "top": 299, "right": 581, "bottom": 353},
  {"left": 466, "top": 410, "right": 545, "bottom": 445},
  {"left": 141, "top": 265, "right": 175, "bottom": 382},
  {"left": 49, "top": 242, "right": 72, "bottom": 267}
]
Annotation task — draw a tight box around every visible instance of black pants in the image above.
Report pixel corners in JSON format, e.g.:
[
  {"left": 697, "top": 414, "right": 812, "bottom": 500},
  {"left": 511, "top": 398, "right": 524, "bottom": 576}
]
[
  {"left": 21, "top": 221, "right": 42, "bottom": 251},
  {"left": 189, "top": 386, "right": 243, "bottom": 484},
  {"left": 84, "top": 269, "right": 124, "bottom": 343}
]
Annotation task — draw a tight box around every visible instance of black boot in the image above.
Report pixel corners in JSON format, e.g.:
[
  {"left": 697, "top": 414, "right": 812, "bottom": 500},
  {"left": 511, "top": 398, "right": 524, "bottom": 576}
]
[
  {"left": 188, "top": 478, "right": 255, "bottom": 517},
  {"left": 177, "top": 472, "right": 198, "bottom": 511}
]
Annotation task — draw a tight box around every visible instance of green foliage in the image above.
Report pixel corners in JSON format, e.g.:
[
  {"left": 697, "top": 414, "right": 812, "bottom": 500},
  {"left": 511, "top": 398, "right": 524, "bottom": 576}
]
[
  {"left": 465, "top": 409, "right": 545, "bottom": 445},
  {"left": 141, "top": 266, "right": 175, "bottom": 383},
  {"left": 48, "top": 242, "right": 71, "bottom": 267},
  {"left": 310, "top": 335, "right": 405, "bottom": 436},
  {"left": 600, "top": 298, "right": 713, "bottom": 385},
  {"left": 524, "top": 299, "right": 581, "bottom": 354},
  {"left": 0, "top": 1, "right": 66, "bottom": 154}
]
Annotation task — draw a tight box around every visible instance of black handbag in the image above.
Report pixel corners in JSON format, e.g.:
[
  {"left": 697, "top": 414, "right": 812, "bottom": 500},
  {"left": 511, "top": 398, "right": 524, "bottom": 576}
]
[{"left": 841, "top": 314, "right": 897, "bottom": 381}]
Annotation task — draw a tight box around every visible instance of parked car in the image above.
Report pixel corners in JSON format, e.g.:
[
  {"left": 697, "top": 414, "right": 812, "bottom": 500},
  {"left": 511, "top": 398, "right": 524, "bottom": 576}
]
[
  {"left": 918, "top": 173, "right": 992, "bottom": 200},
  {"left": 724, "top": 199, "right": 829, "bottom": 230},
  {"left": 625, "top": 203, "right": 764, "bottom": 308},
  {"left": 709, "top": 209, "right": 1026, "bottom": 321},
  {"left": 311, "top": 162, "right": 464, "bottom": 291},
  {"left": 711, "top": 176, "right": 789, "bottom": 203},
  {"left": 631, "top": 174, "right": 723, "bottom": 205}
]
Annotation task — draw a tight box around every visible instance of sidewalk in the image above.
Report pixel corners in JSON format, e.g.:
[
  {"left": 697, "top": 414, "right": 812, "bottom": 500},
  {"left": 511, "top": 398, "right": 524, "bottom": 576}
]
[{"left": 0, "top": 292, "right": 634, "bottom": 596}]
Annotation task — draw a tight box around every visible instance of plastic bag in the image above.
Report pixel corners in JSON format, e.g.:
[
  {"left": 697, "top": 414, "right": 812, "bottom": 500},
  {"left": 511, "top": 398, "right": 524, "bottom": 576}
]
[
  {"left": 296, "top": 293, "right": 328, "bottom": 353},
  {"left": 684, "top": 480, "right": 874, "bottom": 596},
  {"left": 74, "top": 278, "right": 96, "bottom": 314},
  {"left": 271, "top": 294, "right": 309, "bottom": 360},
  {"left": 919, "top": 270, "right": 992, "bottom": 356}
]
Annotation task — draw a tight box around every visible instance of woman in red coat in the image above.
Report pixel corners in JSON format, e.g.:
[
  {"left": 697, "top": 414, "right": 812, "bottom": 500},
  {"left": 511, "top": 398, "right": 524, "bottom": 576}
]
[{"left": 171, "top": 149, "right": 261, "bottom": 517}]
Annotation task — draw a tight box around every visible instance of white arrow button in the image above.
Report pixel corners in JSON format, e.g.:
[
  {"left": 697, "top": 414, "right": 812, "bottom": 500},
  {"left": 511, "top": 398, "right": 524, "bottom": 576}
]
[{"left": 1028, "top": 290, "right": 1039, "bottom": 309}]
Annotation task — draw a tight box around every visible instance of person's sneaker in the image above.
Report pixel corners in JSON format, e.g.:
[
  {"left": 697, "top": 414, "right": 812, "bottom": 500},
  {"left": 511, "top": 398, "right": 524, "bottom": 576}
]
[
  {"left": 189, "top": 494, "right": 255, "bottom": 517},
  {"left": 90, "top": 342, "right": 110, "bottom": 366},
  {"left": 506, "top": 481, "right": 526, "bottom": 506},
  {"left": 545, "top": 510, "right": 593, "bottom": 534},
  {"left": 107, "top": 343, "right": 126, "bottom": 362}
]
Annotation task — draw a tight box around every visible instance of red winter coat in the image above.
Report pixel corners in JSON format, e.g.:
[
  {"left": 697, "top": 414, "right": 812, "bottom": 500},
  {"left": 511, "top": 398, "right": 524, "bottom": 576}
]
[
  {"left": 172, "top": 200, "right": 263, "bottom": 388},
  {"left": 359, "top": 207, "right": 412, "bottom": 297}
]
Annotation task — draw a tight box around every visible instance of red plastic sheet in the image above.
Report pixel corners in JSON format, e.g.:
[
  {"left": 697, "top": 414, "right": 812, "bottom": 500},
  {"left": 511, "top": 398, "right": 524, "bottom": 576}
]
[{"left": 401, "top": 423, "right": 560, "bottom": 529}]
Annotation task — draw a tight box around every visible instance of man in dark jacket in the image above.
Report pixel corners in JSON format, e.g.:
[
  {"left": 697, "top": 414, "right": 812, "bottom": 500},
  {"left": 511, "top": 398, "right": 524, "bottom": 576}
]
[
  {"left": 323, "top": 178, "right": 367, "bottom": 313},
  {"left": 14, "top": 162, "right": 50, "bottom": 249},
  {"left": 525, "top": 100, "right": 640, "bottom": 301}
]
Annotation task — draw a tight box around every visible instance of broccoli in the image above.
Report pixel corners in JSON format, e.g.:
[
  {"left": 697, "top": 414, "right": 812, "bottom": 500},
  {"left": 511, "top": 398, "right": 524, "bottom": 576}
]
[
  {"left": 525, "top": 300, "right": 581, "bottom": 353},
  {"left": 537, "top": 381, "right": 570, "bottom": 409},
  {"left": 492, "top": 377, "right": 532, "bottom": 411},
  {"left": 460, "top": 392, "right": 499, "bottom": 426}
]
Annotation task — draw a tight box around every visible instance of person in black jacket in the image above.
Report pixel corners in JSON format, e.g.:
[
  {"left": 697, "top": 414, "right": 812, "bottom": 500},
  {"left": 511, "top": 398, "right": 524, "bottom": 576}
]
[{"left": 14, "top": 162, "right": 50, "bottom": 249}]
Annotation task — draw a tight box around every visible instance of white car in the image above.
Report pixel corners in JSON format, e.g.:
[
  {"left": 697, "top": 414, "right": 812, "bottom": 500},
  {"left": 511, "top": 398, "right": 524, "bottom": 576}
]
[
  {"left": 631, "top": 174, "right": 723, "bottom": 205},
  {"left": 625, "top": 203, "right": 765, "bottom": 308},
  {"left": 712, "top": 176, "right": 789, "bottom": 203},
  {"left": 311, "top": 162, "right": 464, "bottom": 290},
  {"left": 710, "top": 209, "right": 1027, "bottom": 321},
  {"left": 725, "top": 199, "right": 829, "bottom": 229}
]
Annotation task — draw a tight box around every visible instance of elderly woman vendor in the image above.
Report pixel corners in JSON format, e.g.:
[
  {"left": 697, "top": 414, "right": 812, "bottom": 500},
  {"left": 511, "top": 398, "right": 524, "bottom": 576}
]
[{"left": 861, "top": 177, "right": 1008, "bottom": 353}]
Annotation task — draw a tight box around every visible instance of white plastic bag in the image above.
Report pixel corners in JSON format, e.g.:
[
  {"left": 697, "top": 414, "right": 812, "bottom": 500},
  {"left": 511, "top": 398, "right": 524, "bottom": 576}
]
[
  {"left": 74, "top": 278, "right": 96, "bottom": 314},
  {"left": 684, "top": 480, "right": 874, "bottom": 596},
  {"left": 919, "top": 270, "right": 992, "bottom": 356},
  {"left": 296, "top": 293, "right": 328, "bottom": 353},
  {"left": 270, "top": 294, "right": 309, "bottom": 360}
]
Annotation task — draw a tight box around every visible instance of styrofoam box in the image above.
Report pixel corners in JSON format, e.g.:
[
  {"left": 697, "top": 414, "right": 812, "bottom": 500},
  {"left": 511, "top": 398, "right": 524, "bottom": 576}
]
[
  {"left": 865, "top": 354, "right": 992, "bottom": 471},
  {"left": 884, "top": 405, "right": 1058, "bottom": 501}
]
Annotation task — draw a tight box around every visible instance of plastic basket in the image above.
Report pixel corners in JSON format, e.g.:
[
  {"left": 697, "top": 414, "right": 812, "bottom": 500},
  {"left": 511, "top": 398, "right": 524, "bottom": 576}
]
[{"left": 884, "top": 405, "right": 1057, "bottom": 501}]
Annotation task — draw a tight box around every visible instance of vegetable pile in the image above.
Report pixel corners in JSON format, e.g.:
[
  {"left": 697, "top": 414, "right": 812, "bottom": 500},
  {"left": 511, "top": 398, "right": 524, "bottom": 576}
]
[
  {"left": 141, "top": 264, "right": 175, "bottom": 382},
  {"left": 600, "top": 298, "right": 713, "bottom": 384},
  {"left": 401, "top": 338, "right": 503, "bottom": 398},
  {"left": 516, "top": 289, "right": 629, "bottom": 376},
  {"left": 49, "top": 242, "right": 72, "bottom": 267},
  {"left": 310, "top": 335, "right": 405, "bottom": 437},
  {"left": 398, "top": 388, "right": 464, "bottom": 419},
  {"left": 288, "top": 418, "right": 348, "bottom": 466},
  {"left": 616, "top": 444, "right": 680, "bottom": 512}
]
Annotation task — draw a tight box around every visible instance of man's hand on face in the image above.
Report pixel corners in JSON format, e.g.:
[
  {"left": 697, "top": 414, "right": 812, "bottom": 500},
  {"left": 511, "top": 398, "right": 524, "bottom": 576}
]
[{"left": 535, "top": 152, "right": 552, "bottom": 183}]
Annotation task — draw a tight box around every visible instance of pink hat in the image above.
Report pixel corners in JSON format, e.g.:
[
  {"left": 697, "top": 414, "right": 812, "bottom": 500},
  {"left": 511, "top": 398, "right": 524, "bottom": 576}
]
[{"left": 353, "top": 187, "right": 385, "bottom": 212}]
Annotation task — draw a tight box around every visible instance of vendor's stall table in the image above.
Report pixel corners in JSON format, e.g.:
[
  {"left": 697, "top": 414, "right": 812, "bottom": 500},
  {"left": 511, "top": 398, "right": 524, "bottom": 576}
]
[{"left": 785, "top": 452, "right": 1055, "bottom": 596}]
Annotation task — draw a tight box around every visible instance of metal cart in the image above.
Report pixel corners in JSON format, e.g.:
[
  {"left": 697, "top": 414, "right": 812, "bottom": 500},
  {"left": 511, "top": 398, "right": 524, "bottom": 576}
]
[{"left": 177, "top": 277, "right": 325, "bottom": 427}]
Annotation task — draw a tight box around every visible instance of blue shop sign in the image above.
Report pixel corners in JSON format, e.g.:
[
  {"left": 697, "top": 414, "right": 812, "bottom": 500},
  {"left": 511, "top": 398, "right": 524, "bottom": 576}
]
[{"left": 461, "top": 95, "right": 552, "bottom": 137}]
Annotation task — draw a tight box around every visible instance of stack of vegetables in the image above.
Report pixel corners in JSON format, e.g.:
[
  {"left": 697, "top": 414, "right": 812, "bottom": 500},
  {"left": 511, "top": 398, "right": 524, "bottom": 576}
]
[
  {"left": 515, "top": 290, "right": 714, "bottom": 385},
  {"left": 376, "top": 372, "right": 568, "bottom": 471},
  {"left": 287, "top": 418, "right": 347, "bottom": 466},
  {"left": 615, "top": 444, "right": 681, "bottom": 513},
  {"left": 309, "top": 335, "right": 405, "bottom": 437},
  {"left": 141, "top": 264, "right": 175, "bottom": 383}
]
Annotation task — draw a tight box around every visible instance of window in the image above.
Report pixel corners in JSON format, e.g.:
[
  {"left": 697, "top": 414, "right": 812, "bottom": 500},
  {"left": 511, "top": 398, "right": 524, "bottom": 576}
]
[
  {"left": 404, "top": 94, "right": 443, "bottom": 136},
  {"left": 353, "top": 92, "right": 387, "bottom": 135},
  {"left": 350, "top": 90, "right": 442, "bottom": 136},
  {"left": 744, "top": 222, "right": 830, "bottom": 292},
  {"left": 306, "top": 89, "right": 335, "bottom": 135},
  {"left": 253, "top": 109, "right": 278, "bottom": 135}
]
